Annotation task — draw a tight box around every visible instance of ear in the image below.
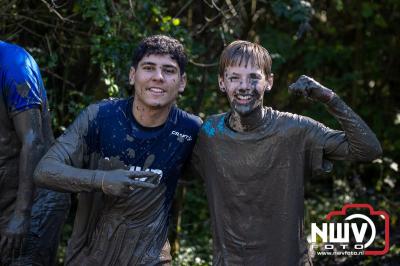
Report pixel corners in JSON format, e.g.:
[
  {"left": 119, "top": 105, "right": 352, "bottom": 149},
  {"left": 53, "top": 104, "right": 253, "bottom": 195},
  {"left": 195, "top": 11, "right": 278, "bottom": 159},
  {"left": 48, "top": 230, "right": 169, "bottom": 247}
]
[
  {"left": 178, "top": 73, "right": 187, "bottom": 93},
  {"left": 218, "top": 76, "right": 226, "bottom": 93},
  {"left": 265, "top": 73, "right": 274, "bottom": 92},
  {"left": 129, "top": 67, "right": 136, "bottom": 85}
]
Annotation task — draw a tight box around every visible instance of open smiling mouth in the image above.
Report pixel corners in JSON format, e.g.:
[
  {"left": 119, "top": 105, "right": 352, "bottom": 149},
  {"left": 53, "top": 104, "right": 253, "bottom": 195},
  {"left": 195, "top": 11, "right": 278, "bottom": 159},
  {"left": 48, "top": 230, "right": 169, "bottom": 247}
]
[
  {"left": 146, "top": 87, "right": 166, "bottom": 95},
  {"left": 234, "top": 94, "right": 254, "bottom": 104}
]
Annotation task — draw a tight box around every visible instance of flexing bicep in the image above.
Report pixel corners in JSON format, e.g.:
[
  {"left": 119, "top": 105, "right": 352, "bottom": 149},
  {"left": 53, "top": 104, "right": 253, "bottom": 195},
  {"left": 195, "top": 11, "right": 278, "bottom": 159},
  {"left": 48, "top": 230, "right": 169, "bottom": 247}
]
[
  {"left": 307, "top": 95, "right": 382, "bottom": 163},
  {"left": 303, "top": 98, "right": 382, "bottom": 176},
  {"left": 325, "top": 96, "right": 382, "bottom": 161}
]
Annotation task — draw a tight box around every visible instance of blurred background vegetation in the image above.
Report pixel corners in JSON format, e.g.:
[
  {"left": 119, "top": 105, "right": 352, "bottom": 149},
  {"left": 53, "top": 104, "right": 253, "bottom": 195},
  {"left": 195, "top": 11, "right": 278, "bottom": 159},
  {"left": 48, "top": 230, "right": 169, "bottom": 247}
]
[{"left": 1, "top": 0, "right": 399, "bottom": 265}]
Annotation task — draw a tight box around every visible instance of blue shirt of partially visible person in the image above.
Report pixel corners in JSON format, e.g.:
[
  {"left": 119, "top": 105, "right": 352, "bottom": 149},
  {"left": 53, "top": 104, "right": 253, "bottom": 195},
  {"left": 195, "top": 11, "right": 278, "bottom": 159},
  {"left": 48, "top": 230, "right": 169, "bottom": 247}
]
[{"left": 0, "top": 41, "right": 70, "bottom": 266}]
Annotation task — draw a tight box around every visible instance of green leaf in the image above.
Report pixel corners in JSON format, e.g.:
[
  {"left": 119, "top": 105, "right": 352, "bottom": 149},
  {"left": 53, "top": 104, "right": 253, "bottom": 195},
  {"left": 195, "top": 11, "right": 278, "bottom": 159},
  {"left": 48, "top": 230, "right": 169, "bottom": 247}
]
[{"left": 172, "top": 18, "right": 180, "bottom": 26}]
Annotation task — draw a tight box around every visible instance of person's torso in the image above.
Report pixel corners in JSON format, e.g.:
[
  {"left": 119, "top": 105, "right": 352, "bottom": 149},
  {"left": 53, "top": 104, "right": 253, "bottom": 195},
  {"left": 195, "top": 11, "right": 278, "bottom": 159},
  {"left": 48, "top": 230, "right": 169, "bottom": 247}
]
[
  {"left": 86, "top": 98, "right": 200, "bottom": 222},
  {"left": 76, "top": 98, "right": 200, "bottom": 265},
  {"left": 197, "top": 109, "right": 311, "bottom": 265}
]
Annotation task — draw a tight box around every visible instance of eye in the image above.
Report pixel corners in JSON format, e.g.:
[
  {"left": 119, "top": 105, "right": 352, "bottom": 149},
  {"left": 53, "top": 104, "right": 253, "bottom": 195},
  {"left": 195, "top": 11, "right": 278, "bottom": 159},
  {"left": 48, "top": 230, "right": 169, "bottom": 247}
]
[
  {"left": 143, "top": 65, "right": 154, "bottom": 71},
  {"left": 228, "top": 76, "right": 239, "bottom": 82},
  {"left": 249, "top": 74, "right": 262, "bottom": 80},
  {"left": 163, "top": 68, "right": 177, "bottom": 74}
]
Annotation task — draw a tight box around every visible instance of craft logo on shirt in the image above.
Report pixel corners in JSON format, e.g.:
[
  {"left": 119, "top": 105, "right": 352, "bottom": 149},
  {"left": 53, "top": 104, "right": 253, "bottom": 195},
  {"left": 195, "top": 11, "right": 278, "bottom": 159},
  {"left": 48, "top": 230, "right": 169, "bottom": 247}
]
[
  {"left": 171, "top": 130, "right": 192, "bottom": 142},
  {"left": 309, "top": 203, "right": 390, "bottom": 256}
]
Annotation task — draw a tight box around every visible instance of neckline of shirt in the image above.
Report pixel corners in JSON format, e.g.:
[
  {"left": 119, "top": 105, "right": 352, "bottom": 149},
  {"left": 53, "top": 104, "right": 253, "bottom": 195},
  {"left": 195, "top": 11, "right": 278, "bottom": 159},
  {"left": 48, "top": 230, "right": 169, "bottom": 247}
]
[
  {"left": 222, "top": 107, "right": 274, "bottom": 137},
  {"left": 126, "top": 97, "right": 176, "bottom": 139}
]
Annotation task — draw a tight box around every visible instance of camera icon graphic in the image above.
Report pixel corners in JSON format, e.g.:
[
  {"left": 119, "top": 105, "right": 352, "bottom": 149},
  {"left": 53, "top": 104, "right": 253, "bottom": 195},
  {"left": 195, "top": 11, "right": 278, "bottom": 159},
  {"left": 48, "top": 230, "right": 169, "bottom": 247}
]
[{"left": 325, "top": 203, "right": 390, "bottom": 256}]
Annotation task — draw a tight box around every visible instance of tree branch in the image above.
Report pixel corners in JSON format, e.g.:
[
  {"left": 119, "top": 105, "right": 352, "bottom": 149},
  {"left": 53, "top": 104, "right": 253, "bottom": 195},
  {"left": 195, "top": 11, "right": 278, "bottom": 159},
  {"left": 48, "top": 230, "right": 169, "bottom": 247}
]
[{"left": 40, "top": 0, "right": 73, "bottom": 22}]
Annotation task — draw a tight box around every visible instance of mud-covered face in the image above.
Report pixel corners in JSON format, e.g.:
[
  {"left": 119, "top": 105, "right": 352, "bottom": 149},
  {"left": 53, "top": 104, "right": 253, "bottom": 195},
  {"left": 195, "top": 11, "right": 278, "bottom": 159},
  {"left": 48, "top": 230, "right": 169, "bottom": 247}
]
[
  {"left": 130, "top": 54, "right": 186, "bottom": 109},
  {"left": 219, "top": 64, "right": 273, "bottom": 116}
]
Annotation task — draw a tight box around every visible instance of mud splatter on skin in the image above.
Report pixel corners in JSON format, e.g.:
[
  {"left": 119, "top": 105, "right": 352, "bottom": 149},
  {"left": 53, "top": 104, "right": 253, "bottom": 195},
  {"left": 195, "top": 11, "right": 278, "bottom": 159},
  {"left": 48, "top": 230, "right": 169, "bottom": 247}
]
[
  {"left": 230, "top": 81, "right": 260, "bottom": 114},
  {"left": 134, "top": 104, "right": 146, "bottom": 125},
  {"left": 228, "top": 105, "right": 265, "bottom": 132},
  {"left": 227, "top": 79, "right": 266, "bottom": 132},
  {"left": 132, "top": 99, "right": 171, "bottom": 127}
]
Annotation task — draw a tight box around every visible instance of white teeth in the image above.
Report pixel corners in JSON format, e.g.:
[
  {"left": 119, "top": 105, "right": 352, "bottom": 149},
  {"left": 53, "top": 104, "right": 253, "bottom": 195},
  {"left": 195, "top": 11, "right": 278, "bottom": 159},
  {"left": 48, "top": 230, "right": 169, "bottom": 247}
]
[
  {"left": 237, "top": 95, "right": 251, "bottom": 100},
  {"left": 149, "top": 88, "right": 164, "bottom": 93}
]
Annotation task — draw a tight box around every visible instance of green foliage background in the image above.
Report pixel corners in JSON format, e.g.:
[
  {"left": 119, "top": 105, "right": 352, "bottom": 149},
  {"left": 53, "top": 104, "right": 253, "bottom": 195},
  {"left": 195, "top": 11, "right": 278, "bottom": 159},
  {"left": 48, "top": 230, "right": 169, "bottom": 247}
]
[{"left": 1, "top": 0, "right": 399, "bottom": 265}]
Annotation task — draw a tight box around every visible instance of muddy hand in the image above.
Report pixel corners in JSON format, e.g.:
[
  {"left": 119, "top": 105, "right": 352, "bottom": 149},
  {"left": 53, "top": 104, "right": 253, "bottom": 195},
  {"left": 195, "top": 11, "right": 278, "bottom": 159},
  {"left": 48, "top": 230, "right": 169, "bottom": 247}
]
[
  {"left": 94, "top": 169, "right": 159, "bottom": 197},
  {"left": 289, "top": 75, "right": 334, "bottom": 103},
  {"left": 128, "top": 170, "right": 161, "bottom": 186},
  {"left": 1, "top": 212, "right": 30, "bottom": 253}
]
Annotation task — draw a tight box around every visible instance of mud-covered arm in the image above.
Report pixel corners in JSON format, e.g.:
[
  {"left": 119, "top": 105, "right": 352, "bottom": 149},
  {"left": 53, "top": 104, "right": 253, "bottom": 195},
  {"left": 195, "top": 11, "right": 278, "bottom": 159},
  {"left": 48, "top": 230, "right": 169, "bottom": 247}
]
[
  {"left": 290, "top": 75, "right": 382, "bottom": 162},
  {"left": 13, "top": 108, "right": 45, "bottom": 216},
  {"left": 34, "top": 106, "right": 97, "bottom": 193},
  {"left": 1, "top": 108, "right": 46, "bottom": 250},
  {"left": 34, "top": 106, "right": 158, "bottom": 196},
  {"left": 323, "top": 95, "right": 382, "bottom": 161}
]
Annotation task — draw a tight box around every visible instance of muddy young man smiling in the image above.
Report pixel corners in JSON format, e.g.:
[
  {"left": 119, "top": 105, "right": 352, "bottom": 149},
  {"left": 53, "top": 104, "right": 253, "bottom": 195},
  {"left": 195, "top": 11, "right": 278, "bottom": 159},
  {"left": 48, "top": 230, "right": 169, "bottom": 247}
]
[
  {"left": 191, "top": 40, "right": 382, "bottom": 265},
  {"left": 34, "top": 35, "right": 201, "bottom": 265}
]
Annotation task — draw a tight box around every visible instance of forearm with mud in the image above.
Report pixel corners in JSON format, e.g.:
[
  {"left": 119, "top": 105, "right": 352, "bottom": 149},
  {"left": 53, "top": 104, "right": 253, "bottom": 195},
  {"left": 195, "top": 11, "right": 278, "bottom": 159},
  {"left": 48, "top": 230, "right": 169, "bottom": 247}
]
[
  {"left": 325, "top": 94, "right": 382, "bottom": 161},
  {"left": 13, "top": 109, "right": 47, "bottom": 217},
  {"left": 13, "top": 141, "right": 44, "bottom": 216},
  {"left": 34, "top": 156, "right": 103, "bottom": 193}
]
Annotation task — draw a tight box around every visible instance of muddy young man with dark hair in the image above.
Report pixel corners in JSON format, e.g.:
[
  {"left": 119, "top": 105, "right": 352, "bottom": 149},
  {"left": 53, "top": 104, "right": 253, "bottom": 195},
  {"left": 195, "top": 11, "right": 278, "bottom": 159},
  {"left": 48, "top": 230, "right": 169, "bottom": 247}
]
[
  {"left": 34, "top": 35, "right": 201, "bottom": 265},
  {"left": 192, "top": 40, "right": 382, "bottom": 265},
  {"left": 0, "top": 41, "right": 70, "bottom": 265}
]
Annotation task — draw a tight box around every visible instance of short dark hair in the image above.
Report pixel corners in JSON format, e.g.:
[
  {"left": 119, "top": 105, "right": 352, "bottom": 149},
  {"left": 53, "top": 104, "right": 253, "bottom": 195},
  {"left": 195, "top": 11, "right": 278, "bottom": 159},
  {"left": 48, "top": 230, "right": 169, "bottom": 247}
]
[
  {"left": 219, "top": 40, "right": 272, "bottom": 77},
  {"left": 131, "top": 35, "right": 188, "bottom": 75}
]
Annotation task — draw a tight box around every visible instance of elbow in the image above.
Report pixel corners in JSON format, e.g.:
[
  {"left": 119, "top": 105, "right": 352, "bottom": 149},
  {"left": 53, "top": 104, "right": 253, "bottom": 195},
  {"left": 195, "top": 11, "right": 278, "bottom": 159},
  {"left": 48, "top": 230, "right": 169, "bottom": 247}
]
[
  {"left": 375, "top": 141, "right": 383, "bottom": 158},
  {"left": 33, "top": 155, "right": 55, "bottom": 188},
  {"left": 368, "top": 137, "right": 383, "bottom": 160},
  {"left": 359, "top": 140, "right": 383, "bottom": 162},
  {"left": 34, "top": 158, "right": 71, "bottom": 193},
  {"left": 371, "top": 142, "right": 383, "bottom": 160}
]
